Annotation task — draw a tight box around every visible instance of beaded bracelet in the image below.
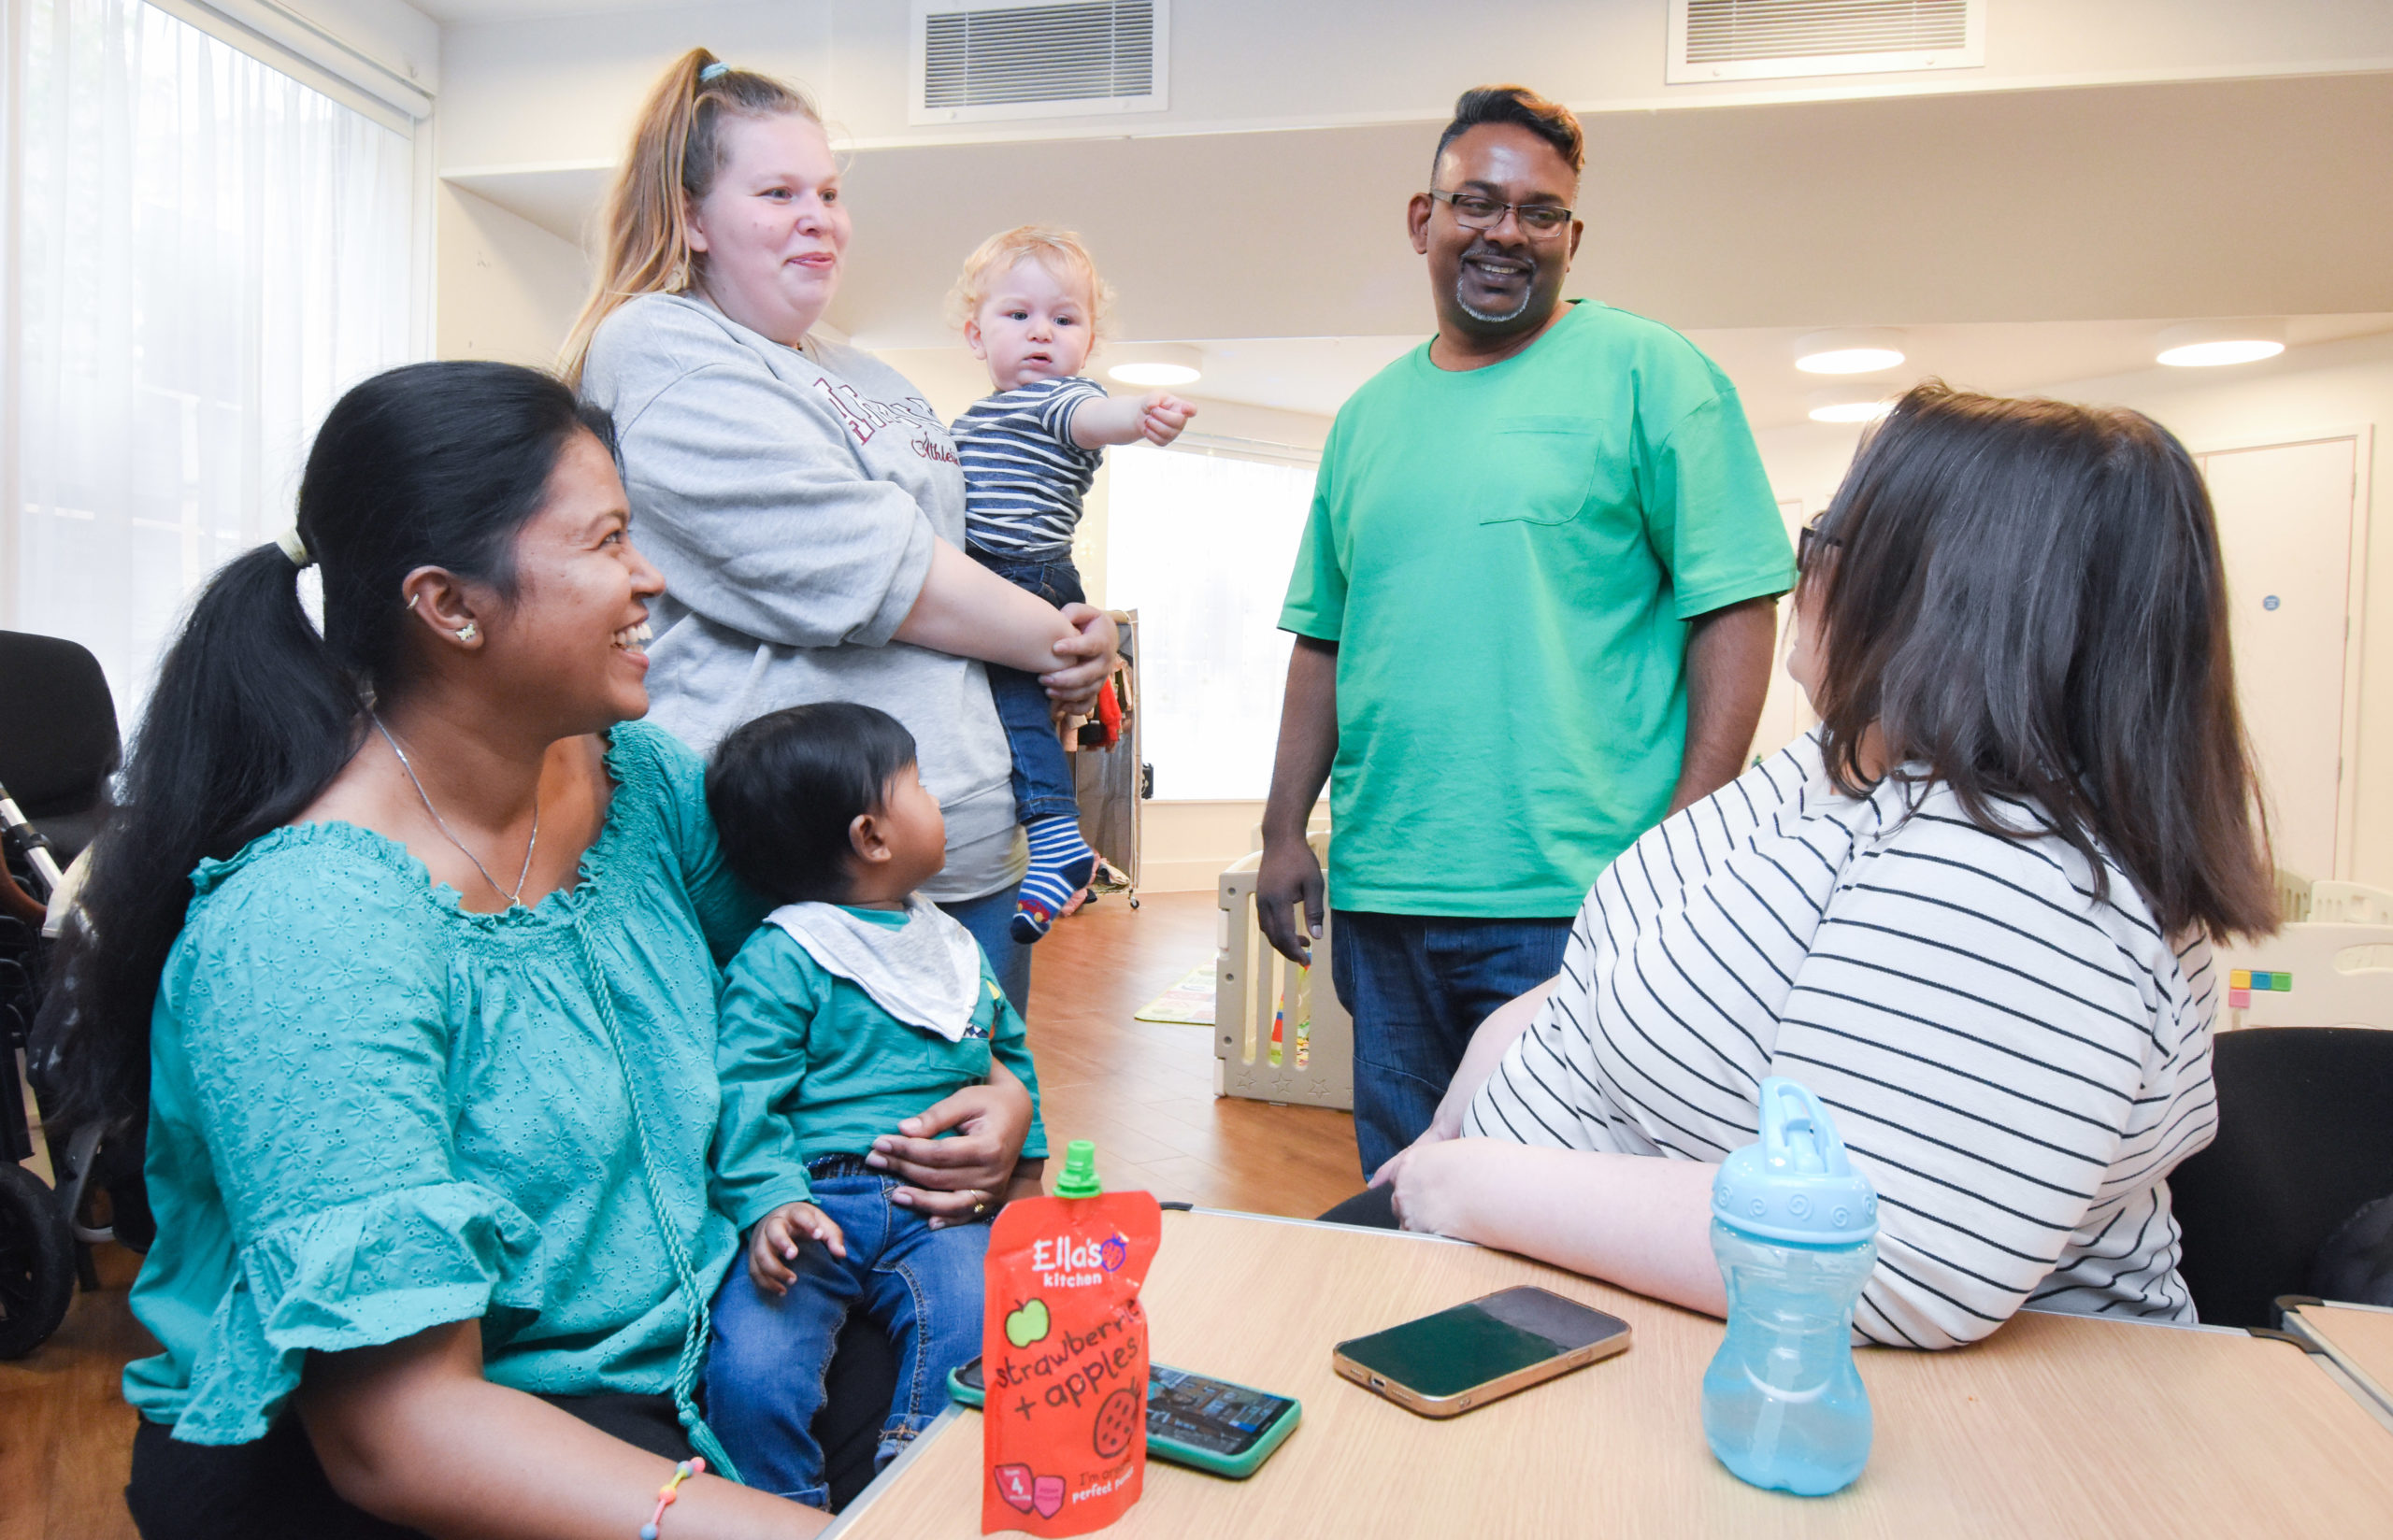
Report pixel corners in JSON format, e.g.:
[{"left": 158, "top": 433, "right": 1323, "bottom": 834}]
[{"left": 638, "top": 1457, "right": 706, "bottom": 1539}]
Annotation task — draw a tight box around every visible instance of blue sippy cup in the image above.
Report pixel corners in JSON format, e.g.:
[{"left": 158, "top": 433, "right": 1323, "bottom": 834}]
[{"left": 1700, "top": 1077, "right": 1880, "bottom": 1497}]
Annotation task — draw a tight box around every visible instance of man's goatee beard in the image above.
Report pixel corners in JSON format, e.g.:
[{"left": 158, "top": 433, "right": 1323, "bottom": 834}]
[{"left": 1457, "top": 282, "right": 1534, "bottom": 325}]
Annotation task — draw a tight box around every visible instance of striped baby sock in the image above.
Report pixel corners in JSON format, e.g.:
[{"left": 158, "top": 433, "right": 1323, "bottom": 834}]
[{"left": 1014, "top": 815, "right": 1097, "bottom": 942}]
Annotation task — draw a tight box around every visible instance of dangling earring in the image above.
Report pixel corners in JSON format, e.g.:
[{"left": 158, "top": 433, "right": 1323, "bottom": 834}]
[{"left": 455, "top": 622, "right": 479, "bottom": 643}]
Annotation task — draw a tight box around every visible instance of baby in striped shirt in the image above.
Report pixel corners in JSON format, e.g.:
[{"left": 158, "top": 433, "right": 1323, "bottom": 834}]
[{"left": 947, "top": 226, "right": 1196, "bottom": 941}]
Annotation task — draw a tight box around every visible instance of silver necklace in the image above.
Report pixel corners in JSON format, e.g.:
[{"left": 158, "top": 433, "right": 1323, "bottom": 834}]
[{"left": 371, "top": 713, "right": 541, "bottom": 909}]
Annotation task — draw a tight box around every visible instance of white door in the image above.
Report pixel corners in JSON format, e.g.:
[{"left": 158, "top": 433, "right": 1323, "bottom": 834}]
[{"left": 2198, "top": 437, "right": 2360, "bottom": 882}]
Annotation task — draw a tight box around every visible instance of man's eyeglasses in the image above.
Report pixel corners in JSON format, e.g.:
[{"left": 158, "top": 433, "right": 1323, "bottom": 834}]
[
  {"left": 1426, "top": 189, "right": 1574, "bottom": 238},
  {"left": 1798, "top": 521, "right": 1844, "bottom": 575}
]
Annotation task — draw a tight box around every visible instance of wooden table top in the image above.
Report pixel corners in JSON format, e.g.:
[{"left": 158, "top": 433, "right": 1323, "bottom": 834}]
[
  {"left": 2285, "top": 1301, "right": 2393, "bottom": 1417},
  {"left": 827, "top": 1209, "right": 2393, "bottom": 1539}
]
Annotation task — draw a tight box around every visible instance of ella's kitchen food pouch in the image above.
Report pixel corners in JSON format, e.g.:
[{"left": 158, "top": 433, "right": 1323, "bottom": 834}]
[{"left": 983, "top": 1141, "right": 1164, "bottom": 1535}]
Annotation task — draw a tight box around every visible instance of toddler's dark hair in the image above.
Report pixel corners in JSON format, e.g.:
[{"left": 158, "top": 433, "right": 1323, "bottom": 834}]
[{"left": 707, "top": 701, "right": 919, "bottom": 905}]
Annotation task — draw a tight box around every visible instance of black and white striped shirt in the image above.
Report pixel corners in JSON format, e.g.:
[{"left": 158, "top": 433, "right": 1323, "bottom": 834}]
[
  {"left": 953, "top": 376, "right": 1107, "bottom": 557},
  {"left": 1463, "top": 730, "right": 2219, "bottom": 1347}
]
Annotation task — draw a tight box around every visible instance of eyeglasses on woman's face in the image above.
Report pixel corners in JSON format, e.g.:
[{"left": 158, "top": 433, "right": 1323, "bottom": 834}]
[
  {"left": 1798, "top": 521, "right": 1845, "bottom": 575},
  {"left": 1426, "top": 189, "right": 1574, "bottom": 238}
]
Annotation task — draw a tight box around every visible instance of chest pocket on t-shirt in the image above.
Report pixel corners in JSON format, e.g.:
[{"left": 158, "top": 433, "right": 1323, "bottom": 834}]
[
  {"left": 926, "top": 1030, "right": 994, "bottom": 1082},
  {"left": 1474, "top": 418, "right": 1602, "bottom": 526}
]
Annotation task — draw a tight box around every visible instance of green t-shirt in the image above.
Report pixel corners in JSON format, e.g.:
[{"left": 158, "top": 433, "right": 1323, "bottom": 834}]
[
  {"left": 1280, "top": 301, "right": 1792, "bottom": 917},
  {"left": 709, "top": 911, "right": 1050, "bottom": 1231}
]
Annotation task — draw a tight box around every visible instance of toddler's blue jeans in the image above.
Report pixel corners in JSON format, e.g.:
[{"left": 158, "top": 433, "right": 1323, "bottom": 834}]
[
  {"left": 967, "top": 546, "right": 1086, "bottom": 824},
  {"left": 705, "top": 1157, "right": 989, "bottom": 1505}
]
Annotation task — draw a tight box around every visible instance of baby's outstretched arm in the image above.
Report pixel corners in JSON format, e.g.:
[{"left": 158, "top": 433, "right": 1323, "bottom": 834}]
[{"left": 1069, "top": 391, "right": 1196, "bottom": 450}]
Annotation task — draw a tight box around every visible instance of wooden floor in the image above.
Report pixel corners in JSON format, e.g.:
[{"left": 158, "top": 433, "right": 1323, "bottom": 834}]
[
  {"left": 1, "top": 889, "right": 1360, "bottom": 1537},
  {"left": 1020, "top": 889, "right": 1364, "bottom": 1217}
]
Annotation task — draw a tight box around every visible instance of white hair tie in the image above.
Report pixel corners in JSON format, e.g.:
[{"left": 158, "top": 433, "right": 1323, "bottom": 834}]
[
  {"left": 276, "top": 527, "right": 313, "bottom": 569},
  {"left": 699, "top": 61, "right": 730, "bottom": 82}
]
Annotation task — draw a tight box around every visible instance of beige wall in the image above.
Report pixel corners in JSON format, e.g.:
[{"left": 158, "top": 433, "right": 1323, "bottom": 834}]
[
  {"left": 1141, "top": 802, "right": 1269, "bottom": 893},
  {"left": 434, "top": 184, "right": 591, "bottom": 368},
  {"left": 434, "top": 0, "right": 2393, "bottom": 171},
  {"left": 1141, "top": 799, "right": 1330, "bottom": 894},
  {"left": 423, "top": 7, "right": 2393, "bottom": 370}
]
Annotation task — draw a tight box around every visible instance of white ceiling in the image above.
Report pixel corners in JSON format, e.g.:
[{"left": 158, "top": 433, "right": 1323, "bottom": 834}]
[
  {"left": 451, "top": 71, "right": 2393, "bottom": 350},
  {"left": 1681, "top": 316, "right": 2393, "bottom": 432},
  {"left": 438, "top": 54, "right": 2393, "bottom": 432}
]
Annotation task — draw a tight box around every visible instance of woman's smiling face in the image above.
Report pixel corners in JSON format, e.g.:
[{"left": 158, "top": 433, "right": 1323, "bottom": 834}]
[
  {"left": 480, "top": 431, "right": 666, "bottom": 734},
  {"left": 687, "top": 111, "right": 849, "bottom": 347}
]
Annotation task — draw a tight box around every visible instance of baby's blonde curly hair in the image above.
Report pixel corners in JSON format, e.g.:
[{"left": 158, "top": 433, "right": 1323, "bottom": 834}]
[{"left": 946, "top": 225, "right": 1115, "bottom": 335}]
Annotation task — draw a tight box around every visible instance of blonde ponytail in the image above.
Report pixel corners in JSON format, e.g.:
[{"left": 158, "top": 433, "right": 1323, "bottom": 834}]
[{"left": 561, "top": 49, "right": 820, "bottom": 385}]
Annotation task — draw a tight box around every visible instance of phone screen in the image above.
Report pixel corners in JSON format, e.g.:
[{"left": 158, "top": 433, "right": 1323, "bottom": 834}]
[
  {"left": 1335, "top": 1287, "right": 1630, "bottom": 1398},
  {"left": 953, "top": 1361, "right": 1293, "bottom": 1457},
  {"left": 1144, "top": 1365, "right": 1295, "bottom": 1456}
]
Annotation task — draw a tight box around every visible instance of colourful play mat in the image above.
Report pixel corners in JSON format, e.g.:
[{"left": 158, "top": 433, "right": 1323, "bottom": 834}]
[{"left": 1134, "top": 961, "right": 1216, "bottom": 1025}]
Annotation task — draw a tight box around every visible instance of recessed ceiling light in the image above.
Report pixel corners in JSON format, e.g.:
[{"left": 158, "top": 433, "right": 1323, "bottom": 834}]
[
  {"left": 1807, "top": 389, "right": 1894, "bottom": 424},
  {"left": 2156, "top": 320, "right": 2286, "bottom": 367},
  {"left": 1109, "top": 362, "right": 1201, "bottom": 387},
  {"left": 1106, "top": 343, "right": 1202, "bottom": 389},
  {"left": 1795, "top": 328, "right": 1907, "bottom": 376}
]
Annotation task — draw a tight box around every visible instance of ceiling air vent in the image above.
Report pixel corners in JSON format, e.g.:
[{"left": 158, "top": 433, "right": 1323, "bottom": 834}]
[
  {"left": 911, "top": 0, "right": 1168, "bottom": 125},
  {"left": 1666, "top": 0, "right": 1984, "bottom": 84}
]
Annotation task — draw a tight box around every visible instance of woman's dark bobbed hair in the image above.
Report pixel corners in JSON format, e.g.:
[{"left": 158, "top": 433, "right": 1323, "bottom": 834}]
[
  {"left": 1805, "top": 381, "right": 2275, "bottom": 943},
  {"left": 36, "top": 362, "right": 616, "bottom": 1126}
]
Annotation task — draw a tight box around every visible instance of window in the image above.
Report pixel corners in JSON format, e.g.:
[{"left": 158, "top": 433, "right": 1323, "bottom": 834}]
[
  {"left": 7, "top": 0, "right": 416, "bottom": 711},
  {"left": 1105, "top": 443, "right": 1317, "bottom": 800}
]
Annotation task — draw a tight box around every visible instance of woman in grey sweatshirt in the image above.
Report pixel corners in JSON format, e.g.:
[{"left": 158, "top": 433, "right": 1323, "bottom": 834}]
[{"left": 571, "top": 60, "right": 1118, "bottom": 1019}]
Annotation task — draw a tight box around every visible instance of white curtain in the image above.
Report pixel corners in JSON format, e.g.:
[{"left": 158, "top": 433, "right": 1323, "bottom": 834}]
[
  {"left": 11, "top": 0, "right": 412, "bottom": 712},
  {"left": 1106, "top": 444, "right": 1317, "bottom": 801}
]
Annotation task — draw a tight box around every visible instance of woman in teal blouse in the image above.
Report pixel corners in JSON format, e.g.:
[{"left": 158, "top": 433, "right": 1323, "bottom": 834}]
[{"left": 39, "top": 363, "right": 1037, "bottom": 1538}]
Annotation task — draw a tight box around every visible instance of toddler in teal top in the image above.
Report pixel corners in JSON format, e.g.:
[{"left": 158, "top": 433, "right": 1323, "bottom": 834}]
[{"left": 702, "top": 701, "right": 1049, "bottom": 1504}]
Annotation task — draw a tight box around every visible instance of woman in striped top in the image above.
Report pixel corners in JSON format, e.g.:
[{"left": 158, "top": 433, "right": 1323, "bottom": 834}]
[{"left": 1374, "top": 383, "right": 2277, "bottom": 1346}]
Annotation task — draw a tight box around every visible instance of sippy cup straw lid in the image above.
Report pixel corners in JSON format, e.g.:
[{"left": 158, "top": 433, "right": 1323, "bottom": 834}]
[
  {"left": 1053, "top": 1139, "right": 1104, "bottom": 1198},
  {"left": 1712, "top": 1077, "right": 1878, "bottom": 1245}
]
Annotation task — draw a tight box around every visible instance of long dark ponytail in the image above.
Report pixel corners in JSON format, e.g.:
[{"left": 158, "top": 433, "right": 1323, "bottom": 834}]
[{"left": 36, "top": 362, "right": 615, "bottom": 1126}]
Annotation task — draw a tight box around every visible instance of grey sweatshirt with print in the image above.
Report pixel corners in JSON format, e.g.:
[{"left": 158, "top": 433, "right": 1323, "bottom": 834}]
[{"left": 581, "top": 292, "right": 1024, "bottom": 901}]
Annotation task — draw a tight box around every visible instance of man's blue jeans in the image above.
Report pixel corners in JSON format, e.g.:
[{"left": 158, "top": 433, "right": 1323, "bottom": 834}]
[
  {"left": 705, "top": 1159, "right": 989, "bottom": 1505},
  {"left": 1329, "top": 910, "right": 1573, "bottom": 1176},
  {"left": 967, "top": 546, "right": 1085, "bottom": 825}
]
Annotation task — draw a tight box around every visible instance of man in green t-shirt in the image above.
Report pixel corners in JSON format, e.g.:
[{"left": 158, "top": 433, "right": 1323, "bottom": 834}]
[{"left": 1261, "top": 85, "right": 1793, "bottom": 1177}]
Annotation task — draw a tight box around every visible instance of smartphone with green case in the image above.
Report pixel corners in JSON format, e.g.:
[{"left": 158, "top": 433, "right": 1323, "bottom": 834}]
[{"left": 948, "top": 1357, "right": 1300, "bottom": 1478}]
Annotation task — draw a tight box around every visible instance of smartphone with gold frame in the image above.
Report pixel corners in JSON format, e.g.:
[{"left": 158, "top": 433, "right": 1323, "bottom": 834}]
[{"left": 1331, "top": 1285, "right": 1631, "bottom": 1418}]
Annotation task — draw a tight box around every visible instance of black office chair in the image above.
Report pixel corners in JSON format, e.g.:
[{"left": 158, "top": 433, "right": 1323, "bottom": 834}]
[
  {"left": 2168, "top": 1027, "right": 2393, "bottom": 1329},
  {"left": 0, "top": 629, "right": 120, "bottom": 863}
]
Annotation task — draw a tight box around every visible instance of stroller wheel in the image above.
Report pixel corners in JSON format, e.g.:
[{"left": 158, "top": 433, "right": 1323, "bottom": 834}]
[{"left": 0, "top": 1161, "right": 76, "bottom": 1359}]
